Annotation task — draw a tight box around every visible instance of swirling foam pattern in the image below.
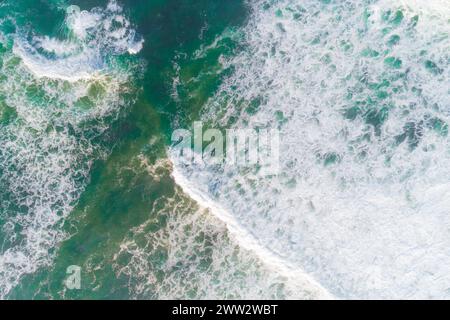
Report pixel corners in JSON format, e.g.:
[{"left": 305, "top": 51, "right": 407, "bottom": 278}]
[{"left": 0, "top": 0, "right": 142, "bottom": 298}]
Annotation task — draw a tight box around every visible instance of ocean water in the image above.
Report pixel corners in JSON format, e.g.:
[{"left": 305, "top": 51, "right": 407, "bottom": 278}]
[{"left": 0, "top": 0, "right": 449, "bottom": 299}]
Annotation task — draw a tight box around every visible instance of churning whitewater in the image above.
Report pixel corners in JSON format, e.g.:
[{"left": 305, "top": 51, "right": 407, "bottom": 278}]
[
  {"left": 0, "top": 0, "right": 449, "bottom": 300},
  {"left": 171, "top": 0, "right": 450, "bottom": 299},
  {"left": 0, "top": 1, "right": 143, "bottom": 298}
]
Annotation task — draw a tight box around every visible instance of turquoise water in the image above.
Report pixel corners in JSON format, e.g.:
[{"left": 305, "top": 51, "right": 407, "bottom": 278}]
[{"left": 0, "top": 0, "right": 449, "bottom": 299}]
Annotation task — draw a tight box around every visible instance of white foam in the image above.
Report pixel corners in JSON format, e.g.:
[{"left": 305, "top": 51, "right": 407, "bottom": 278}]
[
  {"left": 33, "top": 36, "right": 80, "bottom": 57},
  {"left": 108, "top": 158, "right": 327, "bottom": 299},
  {"left": 172, "top": 0, "right": 450, "bottom": 298},
  {"left": 171, "top": 161, "right": 333, "bottom": 299},
  {"left": 13, "top": 40, "right": 102, "bottom": 81},
  {"left": 0, "top": 1, "right": 142, "bottom": 298},
  {"left": 12, "top": 1, "right": 143, "bottom": 82}
]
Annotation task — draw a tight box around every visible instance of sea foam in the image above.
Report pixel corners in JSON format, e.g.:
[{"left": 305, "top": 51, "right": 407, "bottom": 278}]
[
  {"left": 171, "top": 0, "right": 450, "bottom": 299},
  {"left": 12, "top": 1, "right": 143, "bottom": 82},
  {"left": 0, "top": 0, "right": 142, "bottom": 298}
]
